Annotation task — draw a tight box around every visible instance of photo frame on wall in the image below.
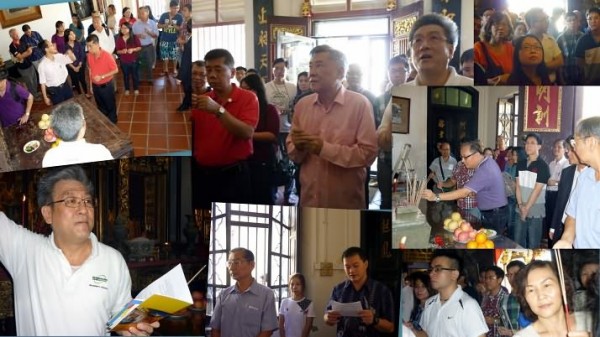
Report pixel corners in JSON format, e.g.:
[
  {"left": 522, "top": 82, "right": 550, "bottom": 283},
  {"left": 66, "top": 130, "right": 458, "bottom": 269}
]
[
  {"left": 391, "top": 96, "right": 410, "bottom": 134},
  {"left": 0, "top": 7, "right": 42, "bottom": 28},
  {"left": 69, "top": 0, "right": 96, "bottom": 20}
]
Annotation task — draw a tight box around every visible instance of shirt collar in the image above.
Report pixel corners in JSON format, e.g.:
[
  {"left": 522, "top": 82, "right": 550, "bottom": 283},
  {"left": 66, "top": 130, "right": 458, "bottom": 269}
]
[
  {"left": 310, "top": 85, "right": 347, "bottom": 108},
  {"left": 48, "top": 232, "right": 99, "bottom": 260},
  {"left": 229, "top": 278, "right": 260, "bottom": 295}
]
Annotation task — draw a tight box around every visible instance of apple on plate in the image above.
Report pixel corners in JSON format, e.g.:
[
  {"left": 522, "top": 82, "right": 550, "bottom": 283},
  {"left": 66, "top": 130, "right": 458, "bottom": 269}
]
[
  {"left": 460, "top": 222, "right": 472, "bottom": 232},
  {"left": 457, "top": 231, "right": 470, "bottom": 242}
]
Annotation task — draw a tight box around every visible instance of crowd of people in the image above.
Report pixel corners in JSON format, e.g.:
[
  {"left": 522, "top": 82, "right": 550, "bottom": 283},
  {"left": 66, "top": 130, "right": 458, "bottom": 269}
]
[
  {"left": 1, "top": 0, "right": 193, "bottom": 128},
  {"left": 402, "top": 250, "right": 599, "bottom": 337},
  {"left": 192, "top": 45, "right": 398, "bottom": 210},
  {"left": 422, "top": 116, "right": 600, "bottom": 249},
  {"left": 475, "top": 5, "right": 600, "bottom": 85}
]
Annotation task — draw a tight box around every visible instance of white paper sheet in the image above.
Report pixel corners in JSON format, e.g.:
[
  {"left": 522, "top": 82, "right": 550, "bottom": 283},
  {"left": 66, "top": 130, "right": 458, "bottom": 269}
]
[{"left": 330, "top": 300, "right": 363, "bottom": 317}]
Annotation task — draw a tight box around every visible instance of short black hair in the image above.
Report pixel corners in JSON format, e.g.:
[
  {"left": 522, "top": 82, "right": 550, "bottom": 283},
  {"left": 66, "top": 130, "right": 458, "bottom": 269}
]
[
  {"left": 409, "top": 13, "right": 459, "bottom": 49},
  {"left": 273, "top": 57, "right": 288, "bottom": 68},
  {"left": 204, "top": 48, "right": 235, "bottom": 69},
  {"left": 507, "top": 260, "right": 526, "bottom": 271},
  {"left": 22, "top": 24, "right": 31, "bottom": 32},
  {"left": 389, "top": 54, "right": 409, "bottom": 70},
  {"left": 587, "top": 7, "right": 600, "bottom": 18},
  {"left": 461, "top": 139, "right": 483, "bottom": 154},
  {"left": 86, "top": 34, "right": 100, "bottom": 44},
  {"left": 460, "top": 48, "right": 474, "bottom": 64},
  {"left": 236, "top": 66, "right": 247, "bottom": 72},
  {"left": 525, "top": 132, "right": 542, "bottom": 145},
  {"left": 486, "top": 265, "right": 505, "bottom": 280},
  {"left": 0, "top": 69, "right": 8, "bottom": 80},
  {"left": 564, "top": 11, "right": 578, "bottom": 20},
  {"left": 169, "top": 0, "right": 179, "bottom": 7},
  {"left": 431, "top": 250, "right": 463, "bottom": 276},
  {"left": 341, "top": 247, "right": 367, "bottom": 262}
]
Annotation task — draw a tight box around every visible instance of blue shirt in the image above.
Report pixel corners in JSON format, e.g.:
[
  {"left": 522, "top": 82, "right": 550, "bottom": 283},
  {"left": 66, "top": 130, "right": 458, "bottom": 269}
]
[
  {"left": 210, "top": 279, "right": 278, "bottom": 337},
  {"left": 565, "top": 167, "right": 600, "bottom": 248},
  {"left": 132, "top": 19, "right": 159, "bottom": 46},
  {"left": 157, "top": 12, "right": 183, "bottom": 42},
  {"left": 326, "top": 278, "right": 395, "bottom": 337},
  {"left": 464, "top": 156, "right": 508, "bottom": 210},
  {"left": 19, "top": 31, "right": 44, "bottom": 62}
]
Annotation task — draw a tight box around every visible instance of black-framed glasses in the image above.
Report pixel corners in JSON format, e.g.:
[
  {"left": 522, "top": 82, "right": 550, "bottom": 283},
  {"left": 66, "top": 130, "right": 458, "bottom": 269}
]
[
  {"left": 47, "top": 196, "right": 95, "bottom": 208},
  {"left": 428, "top": 266, "right": 456, "bottom": 274},
  {"left": 461, "top": 152, "right": 477, "bottom": 160}
]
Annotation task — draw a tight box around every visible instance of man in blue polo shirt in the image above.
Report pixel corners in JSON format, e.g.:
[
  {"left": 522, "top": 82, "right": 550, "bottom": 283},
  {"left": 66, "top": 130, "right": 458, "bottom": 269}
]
[
  {"left": 210, "top": 247, "right": 278, "bottom": 337},
  {"left": 575, "top": 7, "right": 600, "bottom": 84},
  {"left": 19, "top": 24, "right": 44, "bottom": 70},
  {"left": 422, "top": 140, "right": 508, "bottom": 235},
  {"left": 324, "top": 247, "right": 395, "bottom": 337}
]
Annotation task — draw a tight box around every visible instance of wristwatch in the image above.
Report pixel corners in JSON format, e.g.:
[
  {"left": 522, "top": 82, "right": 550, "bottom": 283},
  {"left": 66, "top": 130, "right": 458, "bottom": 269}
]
[
  {"left": 434, "top": 193, "right": 441, "bottom": 203},
  {"left": 216, "top": 106, "right": 226, "bottom": 118}
]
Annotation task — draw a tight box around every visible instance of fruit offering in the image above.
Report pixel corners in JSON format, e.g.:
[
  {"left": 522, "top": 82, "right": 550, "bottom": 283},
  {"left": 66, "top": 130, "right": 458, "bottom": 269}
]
[
  {"left": 38, "top": 114, "right": 52, "bottom": 130},
  {"left": 443, "top": 212, "right": 465, "bottom": 231},
  {"left": 465, "top": 231, "right": 495, "bottom": 249}
]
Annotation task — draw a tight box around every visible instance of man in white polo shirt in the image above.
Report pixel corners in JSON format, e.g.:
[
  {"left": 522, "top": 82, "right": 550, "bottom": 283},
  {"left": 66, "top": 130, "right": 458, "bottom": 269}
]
[
  {"left": 0, "top": 166, "right": 158, "bottom": 336},
  {"left": 412, "top": 251, "right": 488, "bottom": 337},
  {"left": 37, "top": 39, "right": 75, "bottom": 106}
]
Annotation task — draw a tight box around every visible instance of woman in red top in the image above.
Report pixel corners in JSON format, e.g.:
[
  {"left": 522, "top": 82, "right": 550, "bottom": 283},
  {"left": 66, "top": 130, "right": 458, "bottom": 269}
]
[
  {"left": 118, "top": 7, "right": 136, "bottom": 27},
  {"left": 475, "top": 12, "right": 514, "bottom": 85},
  {"left": 115, "top": 22, "right": 141, "bottom": 95}
]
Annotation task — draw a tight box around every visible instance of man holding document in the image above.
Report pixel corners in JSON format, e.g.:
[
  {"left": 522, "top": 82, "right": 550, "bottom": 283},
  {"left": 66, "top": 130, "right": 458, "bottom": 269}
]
[
  {"left": 324, "top": 247, "right": 395, "bottom": 336},
  {"left": 0, "top": 165, "right": 157, "bottom": 336}
]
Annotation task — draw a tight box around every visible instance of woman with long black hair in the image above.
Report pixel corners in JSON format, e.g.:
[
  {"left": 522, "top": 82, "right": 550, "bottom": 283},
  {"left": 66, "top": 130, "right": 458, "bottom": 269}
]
[
  {"left": 240, "top": 74, "right": 280, "bottom": 204},
  {"left": 115, "top": 22, "right": 141, "bottom": 95}
]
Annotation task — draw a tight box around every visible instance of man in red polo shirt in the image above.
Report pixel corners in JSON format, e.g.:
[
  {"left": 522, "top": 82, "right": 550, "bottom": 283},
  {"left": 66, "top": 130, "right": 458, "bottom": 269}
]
[
  {"left": 86, "top": 34, "right": 118, "bottom": 123},
  {"left": 191, "top": 49, "right": 259, "bottom": 208}
]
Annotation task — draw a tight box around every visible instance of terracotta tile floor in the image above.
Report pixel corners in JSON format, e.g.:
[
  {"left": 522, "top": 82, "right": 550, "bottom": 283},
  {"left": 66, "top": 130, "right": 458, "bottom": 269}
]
[{"left": 30, "top": 68, "right": 192, "bottom": 157}]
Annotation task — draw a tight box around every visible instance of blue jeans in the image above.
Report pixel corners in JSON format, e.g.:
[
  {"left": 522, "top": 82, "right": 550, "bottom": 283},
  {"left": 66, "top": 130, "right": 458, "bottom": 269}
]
[
  {"left": 121, "top": 62, "right": 139, "bottom": 91},
  {"left": 480, "top": 205, "right": 508, "bottom": 235},
  {"left": 514, "top": 216, "right": 543, "bottom": 248}
]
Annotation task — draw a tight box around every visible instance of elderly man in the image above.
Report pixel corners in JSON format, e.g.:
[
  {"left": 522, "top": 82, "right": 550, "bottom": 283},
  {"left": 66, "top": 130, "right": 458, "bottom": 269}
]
[
  {"left": 414, "top": 251, "right": 488, "bottom": 337},
  {"left": 423, "top": 140, "right": 508, "bottom": 235},
  {"left": 8, "top": 28, "right": 39, "bottom": 99},
  {"left": 192, "top": 49, "right": 258, "bottom": 208},
  {"left": 286, "top": 45, "right": 378, "bottom": 209},
  {"left": 554, "top": 116, "right": 600, "bottom": 248},
  {"left": 37, "top": 40, "right": 75, "bottom": 106},
  {"left": 324, "top": 247, "right": 395, "bottom": 337},
  {"left": 86, "top": 34, "right": 118, "bottom": 123},
  {"left": 406, "top": 14, "right": 472, "bottom": 86},
  {"left": 210, "top": 248, "right": 278, "bottom": 337},
  {"left": 133, "top": 6, "right": 159, "bottom": 83},
  {"left": 0, "top": 69, "right": 33, "bottom": 127},
  {"left": 0, "top": 165, "right": 158, "bottom": 335},
  {"left": 42, "top": 102, "right": 113, "bottom": 167}
]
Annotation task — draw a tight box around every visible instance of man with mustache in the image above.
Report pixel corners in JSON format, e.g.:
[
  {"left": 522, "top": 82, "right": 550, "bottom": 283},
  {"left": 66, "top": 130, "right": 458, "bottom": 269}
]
[
  {"left": 0, "top": 165, "right": 158, "bottom": 335},
  {"left": 406, "top": 14, "right": 472, "bottom": 86},
  {"left": 324, "top": 247, "right": 395, "bottom": 337},
  {"left": 210, "top": 248, "right": 278, "bottom": 337}
]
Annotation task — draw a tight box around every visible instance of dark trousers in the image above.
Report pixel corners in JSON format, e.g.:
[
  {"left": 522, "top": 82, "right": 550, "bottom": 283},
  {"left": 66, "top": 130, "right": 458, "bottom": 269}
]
[
  {"left": 92, "top": 81, "right": 117, "bottom": 123},
  {"left": 545, "top": 190, "right": 558, "bottom": 242},
  {"left": 47, "top": 81, "right": 73, "bottom": 105},
  {"left": 68, "top": 66, "right": 87, "bottom": 95},
  {"left": 192, "top": 160, "right": 252, "bottom": 209},
  {"left": 138, "top": 44, "right": 155, "bottom": 81},
  {"left": 377, "top": 151, "right": 392, "bottom": 209},
  {"left": 480, "top": 205, "right": 509, "bottom": 236},
  {"left": 248, "top": 160, "right": 275, "bottom": 205},
  {"left": 121, "top": 61, "right": 140, "bottom": 91}
]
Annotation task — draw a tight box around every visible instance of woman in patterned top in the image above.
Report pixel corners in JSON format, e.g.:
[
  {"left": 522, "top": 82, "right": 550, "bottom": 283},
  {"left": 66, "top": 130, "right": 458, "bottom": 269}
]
[{"left": 279, "top": 273, "right": 315, "bottom": 337}]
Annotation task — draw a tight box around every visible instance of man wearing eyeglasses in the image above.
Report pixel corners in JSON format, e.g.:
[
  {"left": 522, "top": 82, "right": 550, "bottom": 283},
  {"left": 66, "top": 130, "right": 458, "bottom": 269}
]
[
  {"left": 0, "top": 165, "right": 158, "bottom": 335},
  {"left": 413, "top": 251, "right": 487, "bottom": 337},
  {"left": 210, "top": 247, "right": 278, "bottom": 337},
  {"left": 42, "top": 102, "right": 113, "bottom": 168},
  {"left": 324, "top": 247, "right": 395, "bottom": 337},
  {"left": 554, "top": 116, "right": 600, "bottom": 248},
  {"left": 422, "top": 140, "right": 508, "bottom": 236},
  {"left": 406, "top": 14, "right": 473, "bottom": 86}
]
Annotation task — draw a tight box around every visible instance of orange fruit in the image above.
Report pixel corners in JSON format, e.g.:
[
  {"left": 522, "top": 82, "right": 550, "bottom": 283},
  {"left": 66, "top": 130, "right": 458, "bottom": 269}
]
[
  {"left": 466, "top": 241, "right": 478, "bottom": 249},
  {"left": 475, "top": 232, "right": 488, "bottom": 244},
  {"left": 484, "top": 240, "right": 494, "bottom": 248},
  {"left": 477, "top": 242, "right": 487, "bottom": 249}
]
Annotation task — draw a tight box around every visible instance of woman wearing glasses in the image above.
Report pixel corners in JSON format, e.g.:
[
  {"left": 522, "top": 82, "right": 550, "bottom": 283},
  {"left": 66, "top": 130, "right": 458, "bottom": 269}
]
[
  {"left": 474, "top": 12, "right": 514, "bottom": 85},
  {"left": 507, "top": 35, "right": 552, "bottom": 85}
]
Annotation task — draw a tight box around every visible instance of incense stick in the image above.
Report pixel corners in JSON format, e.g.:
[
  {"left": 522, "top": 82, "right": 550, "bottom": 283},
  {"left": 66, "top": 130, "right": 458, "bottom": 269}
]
[
  {"left": 187, "top": 265, "right": 207, "bottom": 285},
  {"left": 555, "top": 252, "right": 571, "bottom": 333}
]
